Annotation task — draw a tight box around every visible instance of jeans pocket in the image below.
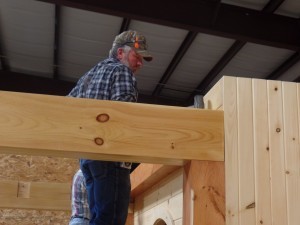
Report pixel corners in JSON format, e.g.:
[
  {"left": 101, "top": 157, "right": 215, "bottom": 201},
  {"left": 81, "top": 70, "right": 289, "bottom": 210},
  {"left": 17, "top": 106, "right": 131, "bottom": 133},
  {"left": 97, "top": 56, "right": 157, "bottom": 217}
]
[{"left": 90, "top": 161, "right": 108, "bottom": 179}]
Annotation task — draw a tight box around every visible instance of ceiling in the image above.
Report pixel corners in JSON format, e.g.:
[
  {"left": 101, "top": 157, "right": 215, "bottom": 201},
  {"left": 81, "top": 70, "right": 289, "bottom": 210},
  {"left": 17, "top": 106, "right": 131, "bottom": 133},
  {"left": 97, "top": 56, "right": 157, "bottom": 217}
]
[{"left": 0, "top": 0, "right": 300, "bottom": 107}]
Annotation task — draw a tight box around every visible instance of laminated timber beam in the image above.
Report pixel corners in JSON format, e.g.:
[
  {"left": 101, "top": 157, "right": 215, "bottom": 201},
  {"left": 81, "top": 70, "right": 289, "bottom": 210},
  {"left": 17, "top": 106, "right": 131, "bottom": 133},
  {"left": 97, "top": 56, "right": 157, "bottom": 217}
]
[{"left": 0, "top": 91, "right": 224, "bottom": 165}]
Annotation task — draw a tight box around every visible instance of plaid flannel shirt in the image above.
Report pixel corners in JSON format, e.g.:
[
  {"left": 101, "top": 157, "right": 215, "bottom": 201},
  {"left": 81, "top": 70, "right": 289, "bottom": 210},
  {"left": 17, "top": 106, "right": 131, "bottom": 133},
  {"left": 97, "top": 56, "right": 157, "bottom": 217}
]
[
  {"left": 68, "top": 57, "right": 138, "bottom": 102},
  {"left": 70, "top": 169, "right": 90, "bottom": 220}
]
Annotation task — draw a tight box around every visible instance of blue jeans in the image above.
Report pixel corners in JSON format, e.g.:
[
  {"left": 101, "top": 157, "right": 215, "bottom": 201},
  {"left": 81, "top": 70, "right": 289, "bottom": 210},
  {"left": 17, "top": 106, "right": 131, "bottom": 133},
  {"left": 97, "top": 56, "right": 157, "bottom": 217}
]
[
  {"left": 80, "top": 160, "right": 131, "bottom": 225},
  {"left": 69, "top": 217, "right": 89, "bottom": 225}
]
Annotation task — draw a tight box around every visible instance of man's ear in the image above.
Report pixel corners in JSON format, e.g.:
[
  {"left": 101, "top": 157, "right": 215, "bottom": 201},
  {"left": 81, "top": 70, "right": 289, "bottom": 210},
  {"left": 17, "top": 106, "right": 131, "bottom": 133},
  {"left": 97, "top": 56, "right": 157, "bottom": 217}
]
[{"left": 117, "top": 48, "right": 123, "bottom": 60}]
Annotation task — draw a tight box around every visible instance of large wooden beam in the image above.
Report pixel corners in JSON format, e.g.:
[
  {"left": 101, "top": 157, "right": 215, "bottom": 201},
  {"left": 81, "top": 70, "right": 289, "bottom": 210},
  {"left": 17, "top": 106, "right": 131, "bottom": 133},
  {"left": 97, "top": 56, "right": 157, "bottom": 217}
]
[{"left": 0, "top": 91, "right": 224, "bottom": 165}]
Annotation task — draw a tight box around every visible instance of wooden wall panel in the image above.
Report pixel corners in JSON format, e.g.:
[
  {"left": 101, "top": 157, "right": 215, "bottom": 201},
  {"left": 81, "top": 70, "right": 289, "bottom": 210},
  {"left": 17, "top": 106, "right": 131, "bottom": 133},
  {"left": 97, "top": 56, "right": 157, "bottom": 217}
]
[
  {"left": 237, "top": 78, "right": 255, "bottom": 225},
  {"left": 282, "top": 82, "right": 300, "bottom": 225},
  {"left": 267, "top": 81, "right": 288, "bottom": 225},
  {"left": 252, "top": 79, "right": 272, "bottom": 225},
  {"left": 223, "top": 76, "right": 239, "bottom": 225},
  {"left": 218, "top": 76, "right": 300, "bottom": 225}
]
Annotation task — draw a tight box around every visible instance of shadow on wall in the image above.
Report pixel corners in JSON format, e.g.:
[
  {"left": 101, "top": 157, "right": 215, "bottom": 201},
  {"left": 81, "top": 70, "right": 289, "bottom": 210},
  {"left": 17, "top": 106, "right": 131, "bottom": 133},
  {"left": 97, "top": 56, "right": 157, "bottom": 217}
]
[
  {"left": 152, "top": 207, "right": 174, "bottom": 225},
  {"left": 154, "top": 219, "right": 166, "bottom": 225}
]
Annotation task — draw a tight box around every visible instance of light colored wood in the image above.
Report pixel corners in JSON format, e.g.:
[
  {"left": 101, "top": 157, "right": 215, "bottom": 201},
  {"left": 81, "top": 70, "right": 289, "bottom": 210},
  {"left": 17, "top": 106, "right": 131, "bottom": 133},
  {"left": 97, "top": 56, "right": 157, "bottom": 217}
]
[
  {"left": 0, "top": 180, "right": 136, "bottom": 213},
  {"left": 2, "top": 76, "right": 299, "bottom": 225},
  {"left": 223, "top": 76, "right": 239, "bottom": 225},
  {"left": 267, "top": 80, "right": 288, "bottom": 225},
  {"left": 130, "top": 163, "right": 180, "bottom": 198},
  {"left": 0, "top": 91, "right": 224, "bottom": 165},
  {"left": 201, "top": 76, "right": 300, "bottom": 225},
  {"left": 0, "top": 180, "right": 70, "bottom": 211},
  {"left": 221, "top": 77, "right": 300, "bottom": 225},
  {"left": 282, "top": 82, "right": 300, "bottom": 225},
  {"left": 183, "top": 161, "right": 225, "bottom": 225},
  {"left": 0, "top": 180, "right": 18, "bottom": 197},
  {"left": 133, "top": 77, "right": 300, "bottom": 225},
  {"left": 182, "top": 76, "right": 226, "bottom": 225},
  {"left": 204, "top": 77, "right": 224, "bottom": 110},
  {"left": 252, "top": 79, "right": 272, "bottom": 225},
  {"left": 237, "top": 78, "right": 255, "bottom": 225}
]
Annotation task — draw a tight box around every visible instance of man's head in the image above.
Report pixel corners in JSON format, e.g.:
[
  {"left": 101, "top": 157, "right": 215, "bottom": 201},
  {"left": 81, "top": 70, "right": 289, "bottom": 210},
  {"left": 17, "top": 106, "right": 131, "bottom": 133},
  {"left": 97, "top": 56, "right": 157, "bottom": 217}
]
[
  {"left": 112, "top": 30, "right": 153, "bottom": 61},
  {"left": 109, "top": 30, "right": 152, "bottom": 73}
]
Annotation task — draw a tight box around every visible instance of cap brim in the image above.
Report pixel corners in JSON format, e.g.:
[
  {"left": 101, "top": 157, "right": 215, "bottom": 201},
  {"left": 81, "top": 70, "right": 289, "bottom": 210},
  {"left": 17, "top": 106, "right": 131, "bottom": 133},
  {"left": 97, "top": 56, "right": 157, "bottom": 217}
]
[
  {"left": 137, "top": 50, "right": 153, "bottom": 62},
  {"left": 142, "top": 55, "right": 153, "bottom": 62}
]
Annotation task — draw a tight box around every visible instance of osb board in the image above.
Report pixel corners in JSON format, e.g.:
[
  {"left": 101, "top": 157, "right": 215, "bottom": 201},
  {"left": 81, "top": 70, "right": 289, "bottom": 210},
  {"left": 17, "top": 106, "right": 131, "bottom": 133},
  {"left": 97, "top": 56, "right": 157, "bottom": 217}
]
[
  {"left": 0, "top": 209, "right": 69, "bottom": 225},
  {"left": 0, "top": 154, "right": 79, "bottom": 225},
  {"left": 0, "top": 154, "right": 78, "bottom": 182}
]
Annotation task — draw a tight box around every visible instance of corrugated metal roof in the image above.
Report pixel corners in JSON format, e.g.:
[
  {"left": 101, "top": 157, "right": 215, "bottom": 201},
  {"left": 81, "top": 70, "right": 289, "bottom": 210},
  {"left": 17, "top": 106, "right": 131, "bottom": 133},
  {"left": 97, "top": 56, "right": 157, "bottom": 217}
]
[{"left": 0, "top": 0, "right": 299, "bottom": 106}]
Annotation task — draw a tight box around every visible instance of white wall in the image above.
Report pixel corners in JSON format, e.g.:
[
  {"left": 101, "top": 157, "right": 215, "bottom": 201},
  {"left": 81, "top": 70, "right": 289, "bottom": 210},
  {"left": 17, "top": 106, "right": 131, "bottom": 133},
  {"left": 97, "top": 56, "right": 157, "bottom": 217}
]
[{"left": 133, "top": 168, "right": 183, "bottom": 225}]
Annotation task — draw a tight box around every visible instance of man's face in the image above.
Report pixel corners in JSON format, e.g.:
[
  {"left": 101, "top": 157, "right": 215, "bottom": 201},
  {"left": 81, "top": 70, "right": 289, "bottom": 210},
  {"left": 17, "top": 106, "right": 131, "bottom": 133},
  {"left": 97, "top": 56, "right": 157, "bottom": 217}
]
[{"left": 120, "top": 48, "right": 143, "bottom": 74}]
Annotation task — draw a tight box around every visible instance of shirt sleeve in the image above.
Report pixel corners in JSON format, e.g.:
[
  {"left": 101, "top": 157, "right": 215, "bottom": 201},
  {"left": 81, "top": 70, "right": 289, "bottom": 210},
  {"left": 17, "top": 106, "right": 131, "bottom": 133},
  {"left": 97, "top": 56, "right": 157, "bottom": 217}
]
[{"left": 110, "top": 66, "right": 138, "bottom": 102}]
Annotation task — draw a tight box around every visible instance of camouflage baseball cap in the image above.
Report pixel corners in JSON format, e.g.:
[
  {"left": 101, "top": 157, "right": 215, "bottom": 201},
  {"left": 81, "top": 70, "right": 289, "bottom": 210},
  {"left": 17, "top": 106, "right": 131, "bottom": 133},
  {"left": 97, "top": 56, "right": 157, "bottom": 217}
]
[{"left": 113, "top": 30, "right": 153, "bottom": 61}]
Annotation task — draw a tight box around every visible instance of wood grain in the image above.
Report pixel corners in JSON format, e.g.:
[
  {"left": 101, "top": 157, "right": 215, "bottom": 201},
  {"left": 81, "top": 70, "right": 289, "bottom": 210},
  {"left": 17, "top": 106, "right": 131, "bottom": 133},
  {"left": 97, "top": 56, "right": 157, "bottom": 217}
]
[
  {"left": 0, "top": 180, "right": 70, "bottom": 211},
  {"left": 0, "top": 91, "right": 224, "bottom": 165},
  {"left": 267, "top": 80, "right": 288, "bottom": 225},
  {"left": 282, "top": 82, "right": 300, "bottom": 225},
  {"left": 253, "top": 79, "right": 272, "bottom": 225}
]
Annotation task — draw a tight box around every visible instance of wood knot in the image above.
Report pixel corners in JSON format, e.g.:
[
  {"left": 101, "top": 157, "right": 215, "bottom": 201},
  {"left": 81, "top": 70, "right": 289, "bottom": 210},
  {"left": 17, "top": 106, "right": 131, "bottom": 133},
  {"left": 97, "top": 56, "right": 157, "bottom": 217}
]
[
  {"left": 94, "top": 137, "right": 104, "bottom": 146},
  {"left": 246, "top": 202, "right": 255, "bottom": 209},
  {"left": 96, "top": 113, "right": 109, "bottom": 122},
  {"left": 276, "top": 128, "right": 281, "bottom": 133},
  {"left": 171, "top": 143, "right": 175, "bottom": 149}
]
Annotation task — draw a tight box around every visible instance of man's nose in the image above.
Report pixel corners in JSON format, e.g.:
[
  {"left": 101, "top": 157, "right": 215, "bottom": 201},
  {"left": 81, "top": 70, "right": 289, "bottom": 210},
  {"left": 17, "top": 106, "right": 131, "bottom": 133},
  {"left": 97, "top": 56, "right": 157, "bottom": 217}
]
[{"left": 137, "top": 59, "right": 143, "bottom": 67}]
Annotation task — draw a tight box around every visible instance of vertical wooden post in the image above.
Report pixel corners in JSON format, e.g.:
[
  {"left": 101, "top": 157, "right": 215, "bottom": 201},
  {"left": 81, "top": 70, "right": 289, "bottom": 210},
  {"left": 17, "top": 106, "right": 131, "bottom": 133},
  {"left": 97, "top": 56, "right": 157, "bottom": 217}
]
[
  {"left": 183, "top": 79, "right": 225, "bottom": 225},
  {"left": 183, "top": 160, "right": 225, "bottom": 225}
]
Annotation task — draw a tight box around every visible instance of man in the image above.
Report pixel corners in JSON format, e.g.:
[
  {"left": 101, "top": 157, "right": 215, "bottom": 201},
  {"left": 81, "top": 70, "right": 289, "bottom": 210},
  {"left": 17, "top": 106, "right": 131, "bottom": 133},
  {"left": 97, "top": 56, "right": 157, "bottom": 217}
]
[
  {"left": 68, "top": 30, "right": 152, "bottom": 225},
  {"left": 69, "top": 169, "right": 90, "bottom": 225}
]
